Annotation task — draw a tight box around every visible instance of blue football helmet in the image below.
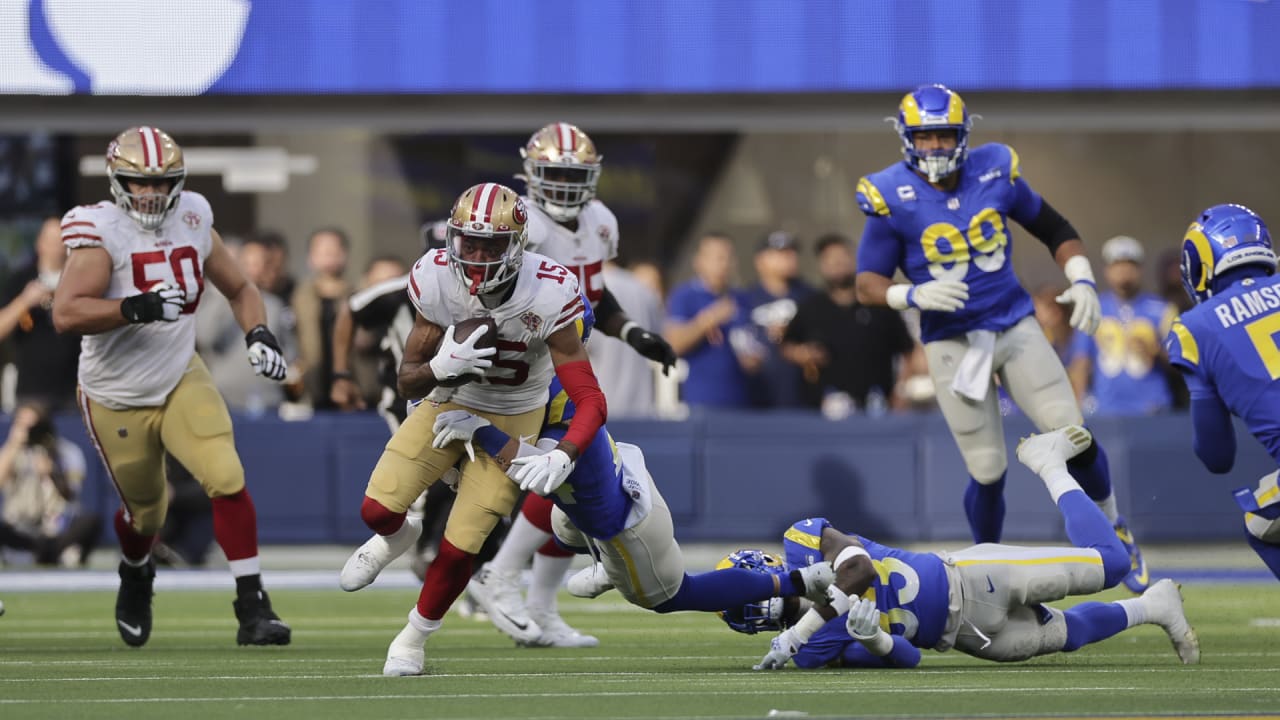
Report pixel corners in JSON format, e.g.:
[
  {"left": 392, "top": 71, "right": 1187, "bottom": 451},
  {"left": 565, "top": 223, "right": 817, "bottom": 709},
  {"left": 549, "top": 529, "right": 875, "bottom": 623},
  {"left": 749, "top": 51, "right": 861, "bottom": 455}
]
[
  {"left": 892, "top": 84, "right": 973, "bottom": 183},
  {"left": 715, "top": 549, "right": 788, "bottom": 634},
  {"left": 1180, "top": 203, "right": 1277, "bottom": 304}
]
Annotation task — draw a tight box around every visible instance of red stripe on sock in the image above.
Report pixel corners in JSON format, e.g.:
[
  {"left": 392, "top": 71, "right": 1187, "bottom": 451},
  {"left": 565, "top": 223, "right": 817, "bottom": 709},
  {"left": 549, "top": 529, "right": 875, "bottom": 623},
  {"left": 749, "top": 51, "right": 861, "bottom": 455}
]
[
  {"left": 211, "top": 489, "right": 259, "bottom": 562},
  {"left": 416, "top": 538, "right": 474, "bottom": 621},
  {"left": 521, "top": 493, "right": 556, "bottom": 533},
  {"left": 537, "top": 537, "right": 574, "bottom": 558}
]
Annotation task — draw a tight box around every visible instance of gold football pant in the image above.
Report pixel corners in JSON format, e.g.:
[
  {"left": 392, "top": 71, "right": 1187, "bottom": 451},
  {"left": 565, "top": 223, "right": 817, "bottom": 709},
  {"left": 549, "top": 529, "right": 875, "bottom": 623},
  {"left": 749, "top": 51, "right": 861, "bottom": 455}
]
[
  {"left": 77, "top": 355, "right": 245, "bottom": 535},
  {"left": 364, "top": 400, "right": 543, "bottom": 554}
]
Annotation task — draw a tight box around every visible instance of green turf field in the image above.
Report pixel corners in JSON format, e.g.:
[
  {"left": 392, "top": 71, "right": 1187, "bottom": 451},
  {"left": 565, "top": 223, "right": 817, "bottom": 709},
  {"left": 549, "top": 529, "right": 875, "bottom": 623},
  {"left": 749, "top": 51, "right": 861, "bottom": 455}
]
[{"left": 1, "top": 584, "right": 1278, "bottom": 720}]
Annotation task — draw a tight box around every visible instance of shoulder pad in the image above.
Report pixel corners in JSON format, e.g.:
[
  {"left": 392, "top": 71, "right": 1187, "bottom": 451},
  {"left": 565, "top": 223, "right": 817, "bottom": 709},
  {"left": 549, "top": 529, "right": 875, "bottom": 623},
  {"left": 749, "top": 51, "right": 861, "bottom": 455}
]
[
  {"left": 855, "top": 176, "right": 891, "bottom": 217},
  {"left": 60, "top": 203, "right": 112, "bottom": 250}
]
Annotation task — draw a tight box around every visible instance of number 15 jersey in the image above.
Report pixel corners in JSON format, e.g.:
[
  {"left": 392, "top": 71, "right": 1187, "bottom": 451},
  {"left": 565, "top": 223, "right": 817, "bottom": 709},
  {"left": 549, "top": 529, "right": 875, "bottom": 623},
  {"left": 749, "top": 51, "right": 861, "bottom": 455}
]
[
  {"left": 62, "top": 192, "right": 212, "bottom": 409},
  {"left": 855, "top": 143, "right": 1045, "bottom": 343}
]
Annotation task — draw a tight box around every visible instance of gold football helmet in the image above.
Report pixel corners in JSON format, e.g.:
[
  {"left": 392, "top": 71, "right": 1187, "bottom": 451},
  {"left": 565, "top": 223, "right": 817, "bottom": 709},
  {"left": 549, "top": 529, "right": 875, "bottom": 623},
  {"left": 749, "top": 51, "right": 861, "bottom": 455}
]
[
  {"left": 445, "top": 183, "right": 529, "bottom": 295},
  {"left": 519, "top": 122, "right": 601, "bottom": 222},
  {"left": 106, "top": 126, "right": 186, "bottom": 231}
]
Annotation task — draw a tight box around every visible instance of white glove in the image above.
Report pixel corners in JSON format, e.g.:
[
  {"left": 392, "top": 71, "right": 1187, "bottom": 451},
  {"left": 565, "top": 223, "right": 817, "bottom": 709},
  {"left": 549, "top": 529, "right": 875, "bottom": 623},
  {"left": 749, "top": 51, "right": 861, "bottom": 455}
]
[
  {"left": 428, "top": 324, "right": 496, "bottom": 382},
  {"left": 1056, "top": 282, "right": 1101, "bottom": 335},
  {"left": 245, "top": 325, "right": 288, "bottom": 382},
  {"left": 508, "top": 448, "right": 574, "bottom": 495},
  {"left": 887, "top": 280, "right": 968, "bottom": 312},
  {"left": 152, "top": 282, "right": 186, "bottom": 321},
  {"left": 845, "top": 596, "right": 894, "bottom": 656},
  {"left": 753, "top": 628, "right": 800, "bottom": 670},
  {"left": 431, "top": 409, "right": 492, "bottom": 461}
]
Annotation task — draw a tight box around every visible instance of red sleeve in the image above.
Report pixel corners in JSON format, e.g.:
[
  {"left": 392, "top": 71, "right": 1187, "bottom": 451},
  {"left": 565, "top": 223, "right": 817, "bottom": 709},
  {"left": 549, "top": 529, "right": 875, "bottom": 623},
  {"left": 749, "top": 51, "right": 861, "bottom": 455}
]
[{"left": 555, "top": 359, "right": 607, "bottom": 453}]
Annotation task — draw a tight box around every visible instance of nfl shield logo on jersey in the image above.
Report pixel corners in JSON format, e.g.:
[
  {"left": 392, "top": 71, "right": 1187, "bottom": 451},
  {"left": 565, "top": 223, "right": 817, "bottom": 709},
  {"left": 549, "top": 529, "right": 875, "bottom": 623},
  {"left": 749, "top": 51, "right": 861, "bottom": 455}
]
[{"left": 519, "top": 310, "right": 543, "bottom": 333}]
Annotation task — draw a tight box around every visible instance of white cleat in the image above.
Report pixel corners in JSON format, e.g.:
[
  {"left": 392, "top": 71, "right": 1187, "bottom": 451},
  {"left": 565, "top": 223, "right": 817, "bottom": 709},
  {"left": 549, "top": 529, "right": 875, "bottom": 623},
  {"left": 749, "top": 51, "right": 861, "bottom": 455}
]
[
  {"left": 467, "top": 564, "right": 542, "bottom": 644},
  {"left": 382, "top": 624, "right": 426, "bottom": 676},
  {"left": 1015, "top": 425, "right": 1093, "bottom": 476},
  {"left": 566, "top": 562, "right": 614, "bottom": 599},
  {"left": 797, "top": 562, "right": 836, "bottom": 602},
  {"left": 1143, "top": 578, "right": 1201, "bottom": 665},
  {"left": 522, "top": 610, "right": 600, "bottom": 648},
  {"left": 340, "top": 517, "right": 422, "bottom": 592}
]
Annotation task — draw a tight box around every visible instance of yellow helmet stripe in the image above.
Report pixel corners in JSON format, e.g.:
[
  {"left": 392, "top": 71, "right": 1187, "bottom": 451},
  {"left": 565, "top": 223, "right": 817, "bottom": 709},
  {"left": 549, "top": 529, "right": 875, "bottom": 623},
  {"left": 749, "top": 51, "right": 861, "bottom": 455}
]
[
  {"left": 946, "top": 91, "right": 965, "bottom": 124},
  {"left": 856, "top": 177, "right": 890, "bottom": 217},
  {"left": 900, "top": 93, "right": 922, "bottom": 126},
  {"left": 1185, "top": 223, "right": 1215, "bottom": 292},
  {"left": 1171, "top": 320, "right": 1199, "bottom": 366}
]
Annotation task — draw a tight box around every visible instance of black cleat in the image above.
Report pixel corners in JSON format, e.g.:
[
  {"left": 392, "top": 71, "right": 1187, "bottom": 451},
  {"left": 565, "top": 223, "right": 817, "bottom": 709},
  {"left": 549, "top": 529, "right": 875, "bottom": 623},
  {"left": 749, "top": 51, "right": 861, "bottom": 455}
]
[
  {"left": 115, "top": 559, "right": 155, "bottom": 648},
  {"left": 234, "top": 590, "right": 291, "bottom": 646}
]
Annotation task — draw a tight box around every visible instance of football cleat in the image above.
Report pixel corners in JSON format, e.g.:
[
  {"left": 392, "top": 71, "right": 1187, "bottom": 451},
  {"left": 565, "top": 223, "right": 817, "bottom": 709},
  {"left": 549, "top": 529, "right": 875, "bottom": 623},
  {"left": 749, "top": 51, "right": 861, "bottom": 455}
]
[
  {"left": 1114, "top": 515, "right": 1150, "bottom": 593},
  {"left": 1015, "top": 425, "right": 1093, "bottom": 476},
  {"left": 339, "top": 517, "right": 422, "bottom": 592},
  {"left": 466, "top": 564, "right": 542, "bottom": 644},
  {"left": 796, "top": 561, "right": 836, "bottom": 603},
  {"left": 521, "top": 610, "right": 600, "bottom": 649},
  {"left": 234, "top": 590, "right": 291, "bottom": 646},
  {"left": 115, "top": 558, "right": 155, "bottom": 647},
  {"left": 566, "top": 562, "right": 614, "bottom": 599},
  {"left": 1142, "top": 579, "right": 1200, "bottom": 665},
  {"left": 382, "top": 624, "right": 426, "bottom": 676}
]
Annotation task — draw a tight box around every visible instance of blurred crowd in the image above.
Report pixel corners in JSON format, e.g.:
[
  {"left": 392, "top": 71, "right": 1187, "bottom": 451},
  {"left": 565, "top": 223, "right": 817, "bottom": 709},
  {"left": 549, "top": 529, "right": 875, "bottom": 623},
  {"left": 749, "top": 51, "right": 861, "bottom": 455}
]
[{"left": 0, "top": 216, "right": 1192, "bottom": 569}]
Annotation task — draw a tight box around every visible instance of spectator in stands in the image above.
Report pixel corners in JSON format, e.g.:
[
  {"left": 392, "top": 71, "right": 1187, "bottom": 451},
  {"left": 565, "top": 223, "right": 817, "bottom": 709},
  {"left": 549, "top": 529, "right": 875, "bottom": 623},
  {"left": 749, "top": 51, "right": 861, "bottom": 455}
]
[
  {"left": 744, "top": 231, "right": 815, "bottom": 408},
  {"left": 587, "top": 261, "right": 666, "bottom": 418},
  {"left": 349, "top": 255, "right": 410, "bottom": 409},
  {"left": 196, "top": 236, "right": 297, "bottom": 415},
  {"left": 254, "top": 230, "right": 296, "bottom": 305},
  {"left": 629, "top": 260, "right": 665, "bottom": 301},
  {"left": 0, "top": 217, "right": 80, "bottom": 411},
  {"left": 1032, "top": 283, "right": 1076, "bottom": 365},
  {"left": 291, "top": 227, "right": 351, "bottom": 410},
  {"left": 664, "top": 233, "right": 760, "bottom": 409},
  {"left": 782, "top": 234, "right": 915, "bottom": 416},
  {"left": 0, "top": 402, "right": 98, "bottom": 566},
  {"left": 1068, "top": 235, "right": 1176, "bottom": 416}
]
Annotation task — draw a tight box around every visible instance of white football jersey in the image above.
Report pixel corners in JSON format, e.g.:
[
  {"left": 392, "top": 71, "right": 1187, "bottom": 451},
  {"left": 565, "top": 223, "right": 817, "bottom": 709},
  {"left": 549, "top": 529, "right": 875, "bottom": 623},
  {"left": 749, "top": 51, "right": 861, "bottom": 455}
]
[
  {"left": 524, "top": 199, "right": 618, "bottom": 307},
  {"left": 62, "top": 192, "right": 214, "bottom": 409},
  {"left": 408, "top": 248, "right": 585, "bottom": 415}
]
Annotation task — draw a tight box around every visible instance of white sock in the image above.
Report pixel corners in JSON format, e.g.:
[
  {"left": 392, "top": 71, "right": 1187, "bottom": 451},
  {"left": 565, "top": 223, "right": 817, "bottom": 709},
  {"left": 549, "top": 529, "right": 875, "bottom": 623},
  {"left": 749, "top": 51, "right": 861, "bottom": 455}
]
[
  {"left": 1096, "top": 495, "right": 1120, "bottom": 524},
  {"left": 489, "top": 514, "right": 551, "bottom": 573},
  {"left": 1115, "top": 597, "right": 1148, "bottom": 627},
  {"left": 402, "top": 607, "right": 442, "bottom": 643},
  {"left": 1041, "top": 466, "right": 1082, "bottom": 504},
  {"left": 386, "top": 516, "right": 421, "bottom": 542},
  {"left": 122, "top": 554, "right": 151, "bottom": 567},
  {"left": 527, "top": 553, "right": 572, "bottom": 614},
  {"left": 228, "top": 557, "right": 261, "bottom": 577}
]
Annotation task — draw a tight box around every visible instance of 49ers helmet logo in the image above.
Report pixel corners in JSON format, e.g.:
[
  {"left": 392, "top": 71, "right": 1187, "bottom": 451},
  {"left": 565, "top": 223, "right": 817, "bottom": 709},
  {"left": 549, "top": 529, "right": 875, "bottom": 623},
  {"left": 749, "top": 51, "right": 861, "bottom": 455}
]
[{"left": 511, "top": 197, "right": 528, "bottom": 225}]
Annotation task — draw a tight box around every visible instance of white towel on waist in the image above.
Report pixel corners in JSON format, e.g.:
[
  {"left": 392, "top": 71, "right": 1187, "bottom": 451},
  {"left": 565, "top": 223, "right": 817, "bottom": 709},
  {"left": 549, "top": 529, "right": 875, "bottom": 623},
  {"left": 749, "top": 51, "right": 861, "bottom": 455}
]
[{"left": 950, "top": 330, "right": 996, "bottom": 402}]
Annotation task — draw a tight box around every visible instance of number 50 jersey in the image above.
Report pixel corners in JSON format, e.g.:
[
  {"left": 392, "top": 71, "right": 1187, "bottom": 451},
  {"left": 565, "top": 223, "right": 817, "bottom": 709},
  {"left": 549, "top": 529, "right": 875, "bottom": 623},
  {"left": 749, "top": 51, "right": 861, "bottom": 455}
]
[
  {"left": 62, "top": 192, "right": 212, "bottom": 409},
  {"left": 855, "top": 143, "right": 1045, "bottom": 343},
  {"left": 408, "top": 247, "right": 586, "bottom": 416}
]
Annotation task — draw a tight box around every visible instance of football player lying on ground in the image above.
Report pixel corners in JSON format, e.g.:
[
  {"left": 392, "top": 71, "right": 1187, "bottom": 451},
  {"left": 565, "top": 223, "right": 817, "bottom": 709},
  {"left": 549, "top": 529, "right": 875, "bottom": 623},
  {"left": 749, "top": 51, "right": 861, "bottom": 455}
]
[
  {"left": 430, "top": 378, "right": 835, "bottom": 617},
  {"left": 722, "top": 426, "right": 1199, "bottom": 670}
]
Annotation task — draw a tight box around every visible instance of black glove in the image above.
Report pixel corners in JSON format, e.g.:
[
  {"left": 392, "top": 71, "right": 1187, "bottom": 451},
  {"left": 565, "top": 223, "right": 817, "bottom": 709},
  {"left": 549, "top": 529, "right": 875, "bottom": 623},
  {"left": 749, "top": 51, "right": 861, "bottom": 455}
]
[
  {"left": 120, "top": 282, "right": 185, "bottom": 324},
  {"left": 245, "top": 325, "right": 288, "bottom": 381},
  {"left": 625, "top": 324, "right": 677, "bottom": 376}
]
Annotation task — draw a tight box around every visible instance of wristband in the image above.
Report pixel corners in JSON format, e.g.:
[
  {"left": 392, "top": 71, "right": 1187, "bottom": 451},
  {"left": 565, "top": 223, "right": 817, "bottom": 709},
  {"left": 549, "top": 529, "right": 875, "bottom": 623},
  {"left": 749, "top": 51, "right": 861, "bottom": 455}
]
[
  {"left": 619, "top": 320, "right": 640, "bottom": 339},
  {"left": 1062, "top": 255, "right": 1096, "bottom": 286},
  {"left": 834, "top": 545, "right": 870, "bottom": 572},
  {"left": 860, "top": 629, "right": 895, "bottom": 656},
  {"left": 886, "top": 284, "right": 912, "bottom": 311}
]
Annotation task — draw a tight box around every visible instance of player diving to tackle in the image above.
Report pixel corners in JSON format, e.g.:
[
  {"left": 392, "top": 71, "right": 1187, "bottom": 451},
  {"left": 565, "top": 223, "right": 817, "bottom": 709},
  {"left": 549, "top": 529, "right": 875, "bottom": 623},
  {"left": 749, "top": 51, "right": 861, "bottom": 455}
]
[
  {"left": 339, "top": 182, "right": 618, "bottom": 675},
  {"left": 1166, "top": 203, "right": 1280, "bottom": 580},
  {"left": 430, "top": 378, "right": 835, "bottom": 619},
  {"left": 722, "top": 426, "right": 1199, "bottom": 670},
  {"left": 853, "top": 84, "right": 1147, "bottom": 592}
]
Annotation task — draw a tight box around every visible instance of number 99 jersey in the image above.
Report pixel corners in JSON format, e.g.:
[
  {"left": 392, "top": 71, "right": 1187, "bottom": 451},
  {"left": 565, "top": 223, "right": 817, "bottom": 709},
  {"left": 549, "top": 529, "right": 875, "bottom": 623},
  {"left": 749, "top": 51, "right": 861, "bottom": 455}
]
[
  {"left": 782, "top": 517, "right": 950, "bottom": 649},
  {"left": 408, "top": 247, "right": 586, "bottom": 416},
  {"left": 855, "top": 143, "right": 1043, "bottom": 343}
]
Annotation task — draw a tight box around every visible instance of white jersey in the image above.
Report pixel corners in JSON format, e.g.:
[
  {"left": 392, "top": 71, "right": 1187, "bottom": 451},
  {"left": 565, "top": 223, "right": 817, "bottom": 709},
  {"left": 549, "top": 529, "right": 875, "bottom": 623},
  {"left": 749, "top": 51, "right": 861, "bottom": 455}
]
[
  {"left": 408, "top": 248, "right": 585, "bottom": 415},
  {"left": 525, "top": 199, "right": 618, "bottom": 307},
  {"left": 62, "top": 192, "right": 214, "bottom": 409}
]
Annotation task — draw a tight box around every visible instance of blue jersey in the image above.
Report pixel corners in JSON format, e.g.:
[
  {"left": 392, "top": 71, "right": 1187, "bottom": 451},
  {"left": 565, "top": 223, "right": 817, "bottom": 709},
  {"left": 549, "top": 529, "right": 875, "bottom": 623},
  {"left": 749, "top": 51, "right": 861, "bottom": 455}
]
[
  {"left": 781, "top": 517, "right": 950, "bottom": 649},
  {"left": 1166, "top": 274, "right": 1280, "bottom": 464},
  {"left": 856, "top": 144, "right": 1043, "bottom": 343},
  {"left": 538, "top": 376, "right": 632, "bottom": 539},
  {"left": 1071, "top": 292, "right": 1176, "bottom": 416}
]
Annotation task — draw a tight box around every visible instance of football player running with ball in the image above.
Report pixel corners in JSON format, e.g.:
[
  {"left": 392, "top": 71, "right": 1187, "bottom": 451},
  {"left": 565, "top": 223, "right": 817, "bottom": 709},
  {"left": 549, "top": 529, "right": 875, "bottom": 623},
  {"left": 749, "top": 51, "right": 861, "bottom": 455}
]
[
  {"left": 467, "top": 123, "right": 677, "bottom": 649},
  {"left": 53, "top": 127, "right": 291, "bottom": 647},
  {"left": 339, "top": 182, "right": 611, "bottom": 676},
  {"left": 854, "top": 85, "right": 1147, "bottom": 592},
  {"left": 724, "top": 427, "right": 1198, "bottom": 670},
  {"left": 1166, "top": 204, "right": 1280, "bottom": 580}
]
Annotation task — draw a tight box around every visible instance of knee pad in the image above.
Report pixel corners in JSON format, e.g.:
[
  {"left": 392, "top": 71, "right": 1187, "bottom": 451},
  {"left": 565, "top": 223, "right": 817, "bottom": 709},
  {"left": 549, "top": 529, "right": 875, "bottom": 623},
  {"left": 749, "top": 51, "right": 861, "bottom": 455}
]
[
  {"left": 964, "top": 447, "right": 1008, "bottom": 485},
  {"left": 1038, "top": 402, "right": 1083, "bottom": 431},
  {"left": 551, "top": 506, "right": 588, "bottom": 551},
  {"left": 1243, "top": 471, "right": 1280, "bottom": 542},
  {"left": 1245, "top": 514, "right": 1280, "bottom": 542},
  {"left": 194, "top": 453, "right": 245, "bottom": 498}
]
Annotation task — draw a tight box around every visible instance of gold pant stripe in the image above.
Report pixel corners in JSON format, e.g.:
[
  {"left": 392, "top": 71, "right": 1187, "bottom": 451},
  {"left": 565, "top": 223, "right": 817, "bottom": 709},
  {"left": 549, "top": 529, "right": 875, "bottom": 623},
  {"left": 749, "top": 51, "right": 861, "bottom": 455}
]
[{"left": 608, "top": 536, "right": 647, "bottom": 604}]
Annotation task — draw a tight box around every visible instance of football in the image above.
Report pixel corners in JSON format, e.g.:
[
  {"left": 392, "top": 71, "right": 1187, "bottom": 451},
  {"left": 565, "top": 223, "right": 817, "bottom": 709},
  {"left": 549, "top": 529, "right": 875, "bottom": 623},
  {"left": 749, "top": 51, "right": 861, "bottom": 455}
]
[{"left": 437, "top": 316, "right": 498, "bottom": 387}]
